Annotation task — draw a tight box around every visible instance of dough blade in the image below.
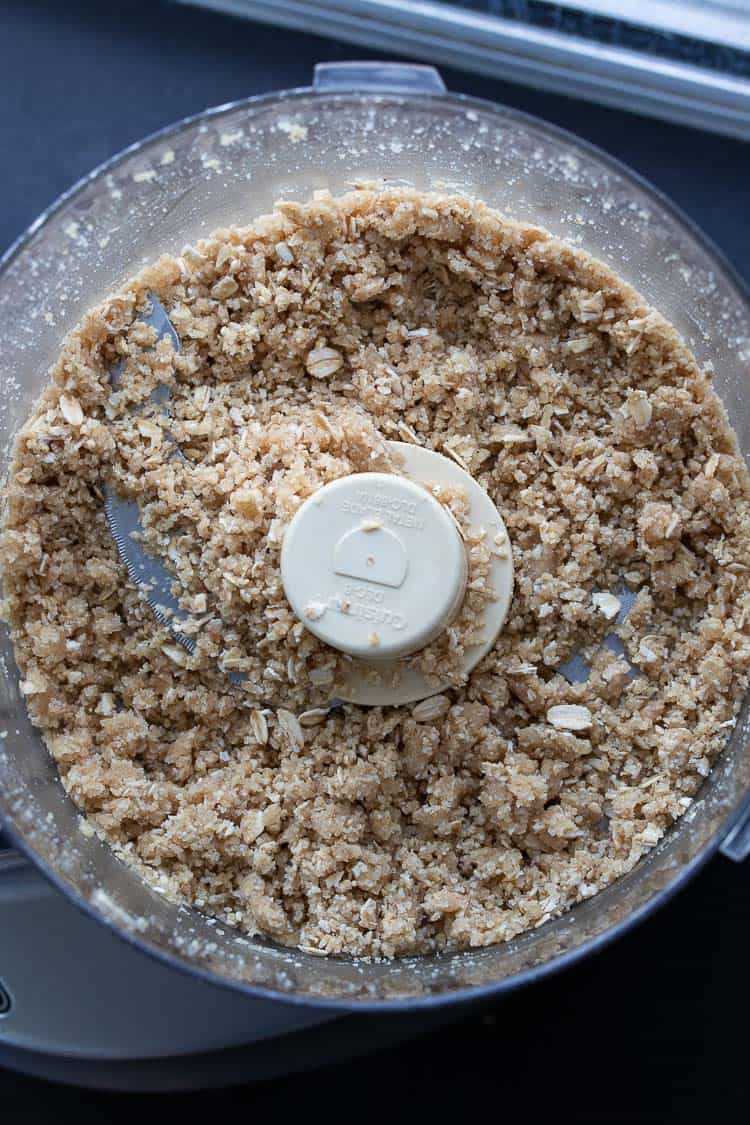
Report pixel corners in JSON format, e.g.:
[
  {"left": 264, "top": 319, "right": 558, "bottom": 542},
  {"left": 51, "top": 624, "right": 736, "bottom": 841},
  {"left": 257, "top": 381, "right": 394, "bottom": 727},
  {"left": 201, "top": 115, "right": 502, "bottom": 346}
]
[
  {"left": 557, "top": 584, "right": 639, "bottom": 684},
  {"left": 103, "top": 296, "right": 241, "bottom": 678}
]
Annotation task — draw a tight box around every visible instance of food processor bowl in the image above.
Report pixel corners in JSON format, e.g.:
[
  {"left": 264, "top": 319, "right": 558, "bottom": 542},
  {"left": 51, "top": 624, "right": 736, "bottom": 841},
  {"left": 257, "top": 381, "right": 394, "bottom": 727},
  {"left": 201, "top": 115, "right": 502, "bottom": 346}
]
[{"left": 1, "top": 62, "right": 749, "bottom": 1009}]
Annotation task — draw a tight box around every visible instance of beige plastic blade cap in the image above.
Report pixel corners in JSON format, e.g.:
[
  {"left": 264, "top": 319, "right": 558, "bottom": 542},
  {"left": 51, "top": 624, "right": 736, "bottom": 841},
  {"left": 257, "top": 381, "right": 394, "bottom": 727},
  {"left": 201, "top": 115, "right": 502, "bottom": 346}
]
[
  {"left": 280, "top": 443, "right": 514, "bottom": 706},
  {"left": 281, "top": 471, "right": 468, "bottom": 662}
]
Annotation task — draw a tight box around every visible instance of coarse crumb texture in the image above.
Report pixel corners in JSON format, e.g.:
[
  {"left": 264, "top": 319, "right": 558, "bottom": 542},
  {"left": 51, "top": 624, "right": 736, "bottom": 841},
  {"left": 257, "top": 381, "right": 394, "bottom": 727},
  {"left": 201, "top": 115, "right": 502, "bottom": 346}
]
[{"left": 2, "top": 189, "right": 750, "bottom": 958}]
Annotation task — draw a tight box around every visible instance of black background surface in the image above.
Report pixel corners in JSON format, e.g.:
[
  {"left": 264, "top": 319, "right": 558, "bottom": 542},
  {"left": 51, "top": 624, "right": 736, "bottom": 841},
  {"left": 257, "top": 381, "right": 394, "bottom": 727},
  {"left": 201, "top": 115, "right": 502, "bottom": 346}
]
[{"left": 1, "top": 1, "right": 749, "bottom": 1119}]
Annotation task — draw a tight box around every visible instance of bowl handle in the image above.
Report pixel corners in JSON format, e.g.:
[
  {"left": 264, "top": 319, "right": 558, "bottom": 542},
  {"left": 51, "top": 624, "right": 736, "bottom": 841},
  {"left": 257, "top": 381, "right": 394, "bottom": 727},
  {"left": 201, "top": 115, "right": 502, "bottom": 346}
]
[
  {"left": 313, "top": 61, "right": 446, "bottom": 94},
  {"left": 720, "top": 803, "right": 750, "bottom": 863},
  {"left": 0, "top": 847, "right": 26, "bottom": 874},
  {"left": 0, "top": 827, "right": 26, "bottom": 873}
]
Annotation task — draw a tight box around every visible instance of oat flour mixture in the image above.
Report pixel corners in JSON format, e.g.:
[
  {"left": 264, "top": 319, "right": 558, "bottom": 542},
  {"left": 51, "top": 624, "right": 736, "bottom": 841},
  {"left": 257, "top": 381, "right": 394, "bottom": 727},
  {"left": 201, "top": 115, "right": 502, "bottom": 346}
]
[{"left": 3, "top": 190, "right": 750, "bottom": 958}]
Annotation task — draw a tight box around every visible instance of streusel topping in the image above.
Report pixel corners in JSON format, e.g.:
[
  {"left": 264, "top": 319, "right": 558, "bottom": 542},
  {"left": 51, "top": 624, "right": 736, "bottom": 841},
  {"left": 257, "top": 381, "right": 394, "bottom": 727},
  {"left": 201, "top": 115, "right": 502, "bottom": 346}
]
[{"left": 2, "top": 189, "right": 749, "bottom": 958}]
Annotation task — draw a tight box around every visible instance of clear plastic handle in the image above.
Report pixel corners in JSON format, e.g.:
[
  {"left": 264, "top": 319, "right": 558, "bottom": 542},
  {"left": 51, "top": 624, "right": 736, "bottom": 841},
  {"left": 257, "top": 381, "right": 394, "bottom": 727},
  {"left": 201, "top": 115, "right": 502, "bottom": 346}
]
[
  {"left": 313, "top": 61, "right": 446, "bottom": 95},
  {"left": 720, "top": 804, "right": 750, "bottom": 862},
  {"left": 0, "top": 847, "right": 26, "bottom": 873},
  {"left": 0, "top": 824, "right": 25, "bottom": 873}
]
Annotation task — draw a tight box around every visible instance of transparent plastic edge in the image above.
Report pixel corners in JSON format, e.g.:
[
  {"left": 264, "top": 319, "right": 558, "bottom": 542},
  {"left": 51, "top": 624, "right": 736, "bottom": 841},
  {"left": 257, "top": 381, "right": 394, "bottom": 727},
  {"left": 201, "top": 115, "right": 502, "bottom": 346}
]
[
  {"left": 719, "top": 802, "right": 750, "bottom": 863},
  {"left": 313, "top": 60, "right": 447, "bottom": 94}
]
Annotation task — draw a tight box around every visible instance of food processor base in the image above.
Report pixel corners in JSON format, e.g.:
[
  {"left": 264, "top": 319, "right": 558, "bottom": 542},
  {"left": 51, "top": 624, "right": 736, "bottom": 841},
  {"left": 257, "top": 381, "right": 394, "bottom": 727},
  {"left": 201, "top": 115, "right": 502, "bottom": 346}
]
[{"left": 0, "top": 861, "right": 457, "bottom": 1090}]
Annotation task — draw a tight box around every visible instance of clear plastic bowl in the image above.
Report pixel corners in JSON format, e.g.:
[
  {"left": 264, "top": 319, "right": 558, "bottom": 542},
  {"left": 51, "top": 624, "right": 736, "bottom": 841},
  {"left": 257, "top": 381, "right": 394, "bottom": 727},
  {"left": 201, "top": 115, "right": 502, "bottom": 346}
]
[{"left": 1, "top": 62, "right": 749, "bottom": 1009}]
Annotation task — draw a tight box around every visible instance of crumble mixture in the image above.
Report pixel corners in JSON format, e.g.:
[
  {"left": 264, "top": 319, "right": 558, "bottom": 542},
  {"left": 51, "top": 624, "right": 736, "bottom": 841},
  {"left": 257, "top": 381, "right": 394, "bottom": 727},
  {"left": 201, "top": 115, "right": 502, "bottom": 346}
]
[{"left": 2, "top": 189, "right": 750, "bottom": 958}]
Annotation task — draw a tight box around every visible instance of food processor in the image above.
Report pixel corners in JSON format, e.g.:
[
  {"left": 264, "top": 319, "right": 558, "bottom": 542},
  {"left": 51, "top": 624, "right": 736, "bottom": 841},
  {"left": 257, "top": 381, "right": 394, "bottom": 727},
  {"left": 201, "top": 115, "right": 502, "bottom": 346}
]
[{"left": 2, "top": 60, "right": 750, "bottom": 1085}]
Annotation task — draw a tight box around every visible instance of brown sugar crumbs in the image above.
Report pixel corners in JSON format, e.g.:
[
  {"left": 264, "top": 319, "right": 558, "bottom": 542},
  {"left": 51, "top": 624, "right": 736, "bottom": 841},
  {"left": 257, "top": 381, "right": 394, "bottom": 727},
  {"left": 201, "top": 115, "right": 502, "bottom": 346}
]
[{"left": 2, "top": 189, "right": 750, "bottom": 958}]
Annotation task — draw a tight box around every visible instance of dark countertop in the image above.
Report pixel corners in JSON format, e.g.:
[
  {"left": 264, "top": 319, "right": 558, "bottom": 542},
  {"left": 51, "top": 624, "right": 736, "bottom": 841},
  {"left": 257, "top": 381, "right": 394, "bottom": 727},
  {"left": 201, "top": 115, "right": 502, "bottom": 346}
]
[{"left": 2, "top": 1, "right": 749, "bottom": 1120}]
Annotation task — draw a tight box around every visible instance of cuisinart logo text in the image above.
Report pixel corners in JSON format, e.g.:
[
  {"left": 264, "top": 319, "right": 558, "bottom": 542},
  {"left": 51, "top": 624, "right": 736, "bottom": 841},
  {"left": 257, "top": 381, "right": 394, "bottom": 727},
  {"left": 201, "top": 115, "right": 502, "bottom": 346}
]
[
  {"left": 331, "top": 584, "right": 406, "bottom": 630},
  {"left": 342, "top": 489, "right": 425, "bottom": 531}
]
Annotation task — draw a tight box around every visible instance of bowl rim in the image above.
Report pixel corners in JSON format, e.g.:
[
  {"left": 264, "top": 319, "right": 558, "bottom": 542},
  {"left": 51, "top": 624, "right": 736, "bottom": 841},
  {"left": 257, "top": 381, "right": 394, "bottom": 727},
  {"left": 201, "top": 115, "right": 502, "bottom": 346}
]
[{"left": 2, "top": 76, "right": 750, "bottom": 1013}]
